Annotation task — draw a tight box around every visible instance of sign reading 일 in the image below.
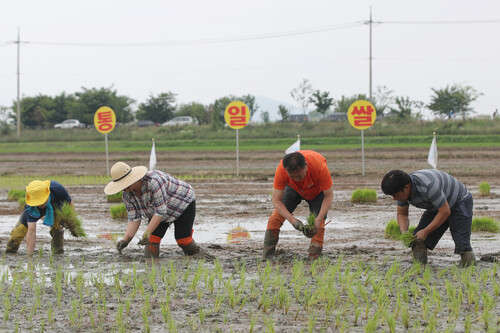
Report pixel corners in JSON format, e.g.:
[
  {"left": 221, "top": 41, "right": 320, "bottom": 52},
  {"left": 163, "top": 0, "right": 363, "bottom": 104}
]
[
  {"left": 224, "top": 101, "right": 250, "bottom": 129},
  {"left": 94, "top": 106, "right": 116, "bottom": 134},
  {"left": 347, "top": 100, "right": 376, "bottom": 130}
]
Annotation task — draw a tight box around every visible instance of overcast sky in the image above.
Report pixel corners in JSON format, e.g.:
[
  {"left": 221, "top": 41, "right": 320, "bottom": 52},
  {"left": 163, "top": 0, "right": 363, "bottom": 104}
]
[{"left": 1, "top": 0, "right": 499, "bottom": 118}]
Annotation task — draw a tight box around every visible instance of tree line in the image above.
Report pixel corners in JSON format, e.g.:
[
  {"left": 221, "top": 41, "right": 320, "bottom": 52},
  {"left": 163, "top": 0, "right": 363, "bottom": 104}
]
[{"left": 0, "top": 81, "right": 482, "bottom": 129}]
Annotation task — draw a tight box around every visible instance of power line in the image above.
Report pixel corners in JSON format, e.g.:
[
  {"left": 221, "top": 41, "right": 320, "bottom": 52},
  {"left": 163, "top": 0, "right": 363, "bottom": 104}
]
[{"left": 381, "top": 18, "right": 500, "bottom": 25}]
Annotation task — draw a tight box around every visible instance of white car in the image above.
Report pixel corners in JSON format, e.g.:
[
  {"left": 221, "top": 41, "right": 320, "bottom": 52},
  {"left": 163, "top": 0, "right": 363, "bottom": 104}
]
[
  {"left": 162, "top": 116, "right": 195, "bottom": 127},
  {"left": 54, "top": 119, "right": 85, "bottom": 129}
]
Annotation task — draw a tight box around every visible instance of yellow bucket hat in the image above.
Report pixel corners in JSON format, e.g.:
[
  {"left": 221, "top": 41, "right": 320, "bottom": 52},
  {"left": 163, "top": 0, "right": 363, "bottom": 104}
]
[{"left": 25, "top": 180, "right": 51, "bottom": 206}]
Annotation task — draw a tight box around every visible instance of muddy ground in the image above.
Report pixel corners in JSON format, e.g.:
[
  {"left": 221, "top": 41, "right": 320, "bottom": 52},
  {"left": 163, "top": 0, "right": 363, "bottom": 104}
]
[{"left": 0, "top": 147, "right": 499, "bottom": 332}]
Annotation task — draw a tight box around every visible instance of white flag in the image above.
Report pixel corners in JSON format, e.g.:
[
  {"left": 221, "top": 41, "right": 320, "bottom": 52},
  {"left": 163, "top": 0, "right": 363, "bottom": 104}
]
[
  {"left": 149, "top": 139, "right": 157, "bottom": 171},
  {"left": 285, "top": 138, "right": 300, "bottom": 155},
  {"left": 428, "top": 134, "right": 437, "bottom": 169}
]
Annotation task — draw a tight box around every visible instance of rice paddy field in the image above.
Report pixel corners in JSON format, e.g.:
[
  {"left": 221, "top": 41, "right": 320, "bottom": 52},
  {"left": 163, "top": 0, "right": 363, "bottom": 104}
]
[{"left": 0, "top": 146, "right": 499, "bottom": 332}]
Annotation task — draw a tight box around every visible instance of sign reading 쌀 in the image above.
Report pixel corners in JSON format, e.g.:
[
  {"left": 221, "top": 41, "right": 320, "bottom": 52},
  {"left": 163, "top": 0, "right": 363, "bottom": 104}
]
[
  {"left": 94, "top": 106, "right": 116, "bottom": 134},
  {"left": 224, "top": 101, "right": 250, "bottom": 130},
  {"left": 347, "top": 100, "right": 377, "bottom": 130}
]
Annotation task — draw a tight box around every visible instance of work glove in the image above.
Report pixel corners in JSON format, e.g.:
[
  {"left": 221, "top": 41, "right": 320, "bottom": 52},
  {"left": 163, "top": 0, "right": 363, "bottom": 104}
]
[
  {"left": 302, "top": 226, "right": 317, "bottom": 238},
  {"left": 116, "top": 239, "right": 130, "bottom": 253},
  {"left": 137, "top": 232, "right": 150, "bottom": 246},
  {"left": 291, "top": 220, "right": 305, "bottom": 232}
]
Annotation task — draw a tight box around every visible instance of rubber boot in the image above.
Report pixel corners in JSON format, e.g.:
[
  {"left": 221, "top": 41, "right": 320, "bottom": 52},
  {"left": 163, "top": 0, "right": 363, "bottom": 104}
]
[
  {"left": 179, "top": 240, "right": 200, "bottom": 256},
  {"left": 50, "top": 227, "right": 64, "bottom": 254},
  {"left": 144, "top": 242, "right": 160, "bottom": 258},
  {"left": 263, "top": 230, "right": 279, "bottom": 259},
  {"left": 460, "top": 251, "right": 476, "bottom": 267},
  {"left": 411, "top": 239, "right": 427, "bottom": 264},
  {"left": 308, "top": 243, "right": 323, "bottom": 260},
  {"left": 6, "top": 222, "right": 28, "bottom": 253}
]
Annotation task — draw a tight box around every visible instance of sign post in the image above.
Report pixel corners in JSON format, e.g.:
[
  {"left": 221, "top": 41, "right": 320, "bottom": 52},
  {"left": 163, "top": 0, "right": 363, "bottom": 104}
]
[
  {"left": 347, "top": 100, "right": 376, "bottom": 176},
  {"left": 224, "top": 101, "right": 250, "bottom": 178},
  {"left": 94, "top": 106, "right": 117, "bottom": 176}
]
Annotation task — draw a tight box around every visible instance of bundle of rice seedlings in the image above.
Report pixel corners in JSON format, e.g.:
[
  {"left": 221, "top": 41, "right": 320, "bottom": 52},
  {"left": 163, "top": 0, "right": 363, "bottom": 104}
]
[
  {"left": 8, "top": 189, "right": 26, "bottom": 201},
  {"left": 472, "top": 217, "right": 500, "bottom": 233},
  {"left": 384, "top": 219, "right": 416, "bottom": 247},
  {"left": 18, "top": 198, "right": 26, "bottom": 210},
  {"left": 350, "top": 188, "right": 377, "bottom": 203},
  {"left": 478, "top": 182, "right": 490, "bottom": 196},
  {"left": 107, "top": 191, "right": 123, "bottom": 203},
  {"left": 55, "top": 202, "right": 87, "bottom": 237},
  {"left": 110, "top": 204, "right": 127, "bottom": 219},
  {"left": 304, "top": 212, "right": 316, "bottom": 231}
]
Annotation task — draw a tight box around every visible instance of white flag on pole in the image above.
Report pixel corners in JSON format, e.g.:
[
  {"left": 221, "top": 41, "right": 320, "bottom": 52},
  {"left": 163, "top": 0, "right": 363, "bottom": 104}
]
[
  {"left": 149, "top": 139, "right": 157, "bottom": 171},
  {"left": 428, "top": 133, "right": 438, "bottom": 169},
  {"left": 285, "top": 137, "right": 300, "bottom": 155}
]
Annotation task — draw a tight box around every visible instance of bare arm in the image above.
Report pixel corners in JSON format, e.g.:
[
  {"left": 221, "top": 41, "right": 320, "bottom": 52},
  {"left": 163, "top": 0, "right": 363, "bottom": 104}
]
[
  {"left": 315, "top": 187, "right": 333, "bottom": 228},
  {"left": 415, "top": 201, "right": 451, "bottom": 240},
  {"left": 123, "top": 220, "right": 141, "bottom": 242},
  {"left": 271, "top": 189, "right": 300, "bottom": 225},
  {"left": 26, "top": 222, "right": 37, "bottom": 256},
  {"left": 396, "top": 205, "right": 410, "bottom": 233}
]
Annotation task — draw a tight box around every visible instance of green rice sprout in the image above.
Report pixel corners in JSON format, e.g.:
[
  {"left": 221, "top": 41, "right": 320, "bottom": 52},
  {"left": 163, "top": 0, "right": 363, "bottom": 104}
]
[
  {"left": 18, "top": 198, "right": 26, "bottom": 210},
  {"left": 7, "top": 189, "right": 26, "bottom": 201},
  {"left": 110, "top": 204, "right": 127, "bottom": 219},
  {"left": 301, "top": 213, "right": 317, "bottom": 233},
  {"left": 55, "top": 202, "right": 87, "bottom": 237},
  {"left": 106, "top": 191, "right": 123, "bottom": 203},
  {"left": 478, "top": 182, "right": 490, "bottom": 196},
  {"left": 350, "top": 188, "right": 377, "bottom": 203},
  {"left": 471, "top": 217, "right": 500, "bottom": 233},
  {"left": 384, "top": 220, "right": 416, "bottom": 247}
]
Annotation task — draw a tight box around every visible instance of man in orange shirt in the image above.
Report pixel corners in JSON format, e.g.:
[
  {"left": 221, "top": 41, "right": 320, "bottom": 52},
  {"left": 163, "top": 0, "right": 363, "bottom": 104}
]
[{"left": 264, "top": 150, "right": 334, "bottom": 260}]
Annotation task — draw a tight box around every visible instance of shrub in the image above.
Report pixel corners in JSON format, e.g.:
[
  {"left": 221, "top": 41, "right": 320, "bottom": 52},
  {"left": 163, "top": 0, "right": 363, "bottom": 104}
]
[
  {"left": 478, "top": 182, "right": 490, "bottom": 196},
  {"left": 110, "top": 204, "right": 127, "bottom": 219},
  {"left": 471, "top": 217, "right": 499, "bottom": 233},
  {"left": 7, "top": 189, "right": 26, "bottom": 201},
  {"left": 351, "top": 188, "right": 377, "bottom": 203},
  {"left": 107, "top": 191, "right": 123, "bottom": 203}
]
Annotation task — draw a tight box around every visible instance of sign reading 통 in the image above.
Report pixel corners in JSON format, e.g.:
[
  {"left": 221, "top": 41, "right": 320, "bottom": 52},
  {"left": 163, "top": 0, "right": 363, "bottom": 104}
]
[
  {"left": 347, "top": 100, "right": 376, "bottom": 130},
  {"left": 94, "top": 106, "right": 116, "bottom": 134},
  {"left": 224, "top": 101, "right": 250, "bottom": 129}
]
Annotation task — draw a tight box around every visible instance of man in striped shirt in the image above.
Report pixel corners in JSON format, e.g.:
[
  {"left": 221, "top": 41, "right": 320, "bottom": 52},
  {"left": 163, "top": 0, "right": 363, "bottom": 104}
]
[
  {"left": 381, "top": 169, "right": 474, "bottom": 266},
  {"left": 104, "top": 162, "right": 199, "bottom": 258}
]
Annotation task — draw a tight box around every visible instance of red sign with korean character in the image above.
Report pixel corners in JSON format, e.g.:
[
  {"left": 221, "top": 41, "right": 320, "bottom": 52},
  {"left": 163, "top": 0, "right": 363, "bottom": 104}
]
[
  {"left": 347, "top": 100, "right": 377, "bottom": 130},
  {"left": 224, "top": 101, "right": 250, "bottom": 130},
  {"left": 94, "top": 106, "right": 116, "bottom": 134}
]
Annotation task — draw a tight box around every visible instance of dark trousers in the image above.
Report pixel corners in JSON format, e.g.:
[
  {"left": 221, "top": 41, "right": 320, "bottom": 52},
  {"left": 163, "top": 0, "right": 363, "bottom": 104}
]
[
  {"left": 414, "top": 194, "right": 473, "bottom": 254},
  {"left": 282, "top": 186, "right": 327, "bottom": 219},
  {"left": 151, "top": 200, "right": 196, "bottom": 241}
]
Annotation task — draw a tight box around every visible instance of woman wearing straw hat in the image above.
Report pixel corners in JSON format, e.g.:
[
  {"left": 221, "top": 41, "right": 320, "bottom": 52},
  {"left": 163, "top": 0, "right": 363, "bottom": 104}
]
[
  {"left": 5, "top": 180, "right": 74, "bottom": 255},
  {"left": 104, "top": 162, "right": 200, "bottom": 258}
]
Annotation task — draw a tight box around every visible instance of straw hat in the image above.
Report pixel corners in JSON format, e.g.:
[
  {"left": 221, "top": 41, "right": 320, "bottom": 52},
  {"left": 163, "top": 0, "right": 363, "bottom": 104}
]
[
  {"left": 104, "top": 162, "right": 148, "bottom": 195},
  {"left": 26, "top": 180, "right": 51, "bottom": 206}
]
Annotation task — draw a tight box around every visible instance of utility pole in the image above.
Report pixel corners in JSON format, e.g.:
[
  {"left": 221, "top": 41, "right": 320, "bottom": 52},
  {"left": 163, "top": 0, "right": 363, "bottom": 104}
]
[
  {"left": 16, "top": 28, "right": 21, "bottom": 138},
  {"left": 369, "top": 7, "right": 373, "bottom": 102}
]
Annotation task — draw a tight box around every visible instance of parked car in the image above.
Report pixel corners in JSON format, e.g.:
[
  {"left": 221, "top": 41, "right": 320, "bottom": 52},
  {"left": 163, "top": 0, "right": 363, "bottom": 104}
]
[
  {"left": 162, "top": 116, "right": 195, "bottom": 127},
  {"left": 133, "top": 120, "right": 158, "bottom": 127},
  {"left": 54, "top": 119, "right": 86, "bottom": 129}
]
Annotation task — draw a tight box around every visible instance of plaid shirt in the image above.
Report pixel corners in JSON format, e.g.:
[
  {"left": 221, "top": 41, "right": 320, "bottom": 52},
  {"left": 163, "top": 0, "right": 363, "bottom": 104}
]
[{"left": 123, "top": 170, "right": 195, "bottom": 223}]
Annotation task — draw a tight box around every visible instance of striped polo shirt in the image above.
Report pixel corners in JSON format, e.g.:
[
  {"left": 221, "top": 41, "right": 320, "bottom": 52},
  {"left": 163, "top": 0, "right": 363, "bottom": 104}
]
[
  {"left": 397, "top": 169, "right": 470, "bottom": 211},
  {"left": 123, "top": 170, "right": 195, "bottom": 223}
]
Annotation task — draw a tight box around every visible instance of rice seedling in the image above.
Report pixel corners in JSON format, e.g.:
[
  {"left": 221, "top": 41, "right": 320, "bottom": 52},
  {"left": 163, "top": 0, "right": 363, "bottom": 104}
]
[
  {"left": 7, "top": 189, "right": 25, "bottom": 201},
  {"left": 17, "top": 198, "right": 26, "bottom": 210},
  {"left": 384, "top": 220, "right": 417, "bottom": 247},
  {"left": 350, "top": 188, "right": 377, "bottom": 203},
  {"left": 478, "top": 182, "right": 490, "bottom": 196},
  {"left": 106, "top": 191, "right": 123, "bottom": 203},
  {"left": 471, "top": 217, "right": 500, "bottom": 232},
  {"left": 110, "top": 203, "right": 127, "bottom": 219},
  {"left": 55, "top": 202, "right": 87, "bottom": 237}
]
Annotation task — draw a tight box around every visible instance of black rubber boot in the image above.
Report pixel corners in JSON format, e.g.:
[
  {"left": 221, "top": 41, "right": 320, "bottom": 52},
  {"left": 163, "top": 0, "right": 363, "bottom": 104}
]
[
  {"left": 460, "top": 251, "right": 476, "bottom": 267},
  {"left": 411, "top": 239, "right": 427, "bottom": 264},
  {"left": 262, "top": 230, "right": 279, "bottom": 259},
  {"left": 179, "top": 240, "right": 200, "bottom": 256},
  {"left": 50, "top": 227, "right": 65, "bottom": 254}
]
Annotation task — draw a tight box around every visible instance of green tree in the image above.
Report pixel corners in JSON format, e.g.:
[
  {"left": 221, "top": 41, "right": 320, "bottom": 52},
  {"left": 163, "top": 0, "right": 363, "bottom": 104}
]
[
  {"left": 373, "top": 85, "right": 394, "bottom": 115},
  {"left": 334, "top": 94, "right": 369, "bottom": 113},
  {"left": 211, "top": 94, "right": 258, "bottom": 129},
  {"left": 388, "top": 97, "right": 424, "bottom": 118},
  {"left": 428, "top": 83, "right": 482, "bottom": 120},
  {"left": 136, "top": 92, "right": 176, "bottom": 123},
  {"left": 17, "top": 95, "right": 56, "bottom": 129},
  {"left": 260, "top": 111, "right": 270, "bottom": 124},
  {"left": 177, "top": 102, "right": 209, "bottom": 124},
  {"left": 51, "top": 93, "right": 80, "bottom": 125},
  {"left": 278, "top": 104, "right": 290, "bottom": 122},
  {"left": 309, "top": 90, "right": 334, "bottom": 119},
  {"left": 74, "top": 86, "right": 135, "bottom": 125},
  {"left": 290, "top": 78, "right": 313, "bottom": 115}
]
